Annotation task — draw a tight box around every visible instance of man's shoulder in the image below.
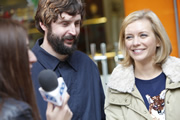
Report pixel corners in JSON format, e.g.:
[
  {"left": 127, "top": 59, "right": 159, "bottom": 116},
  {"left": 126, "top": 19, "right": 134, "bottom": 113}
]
[
  {"left": 73, "top": 50, "right": 92, "bottom": 61},
  {"left": 31, "top": 38, "right": 43, "bottom": 53},
  {"left": 72, "top": 51, "right": 97, "bottom": 65},
  {"left": 71, "top": 51, "right": 99, "bottom": 71}
]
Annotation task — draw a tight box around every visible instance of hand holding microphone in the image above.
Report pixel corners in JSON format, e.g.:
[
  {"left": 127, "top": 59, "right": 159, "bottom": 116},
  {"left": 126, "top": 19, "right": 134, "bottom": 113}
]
[
  {"left": 38, "top": 69, "right": 67, "bottom": 106},
  {"left": 38, "top": 69, "right": 73, "bottom": 120},
  {"left": 46, "top": 92, "right": 73, "bottom": 120}
]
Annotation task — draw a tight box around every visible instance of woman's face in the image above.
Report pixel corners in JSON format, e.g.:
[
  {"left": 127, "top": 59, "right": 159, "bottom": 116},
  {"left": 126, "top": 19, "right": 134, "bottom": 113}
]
[
  {"left": 124, "top": 19, "right": 159, "bottom": 64},
  {"left": 27, "top": 40, "right": 37, "bottom": 71}
]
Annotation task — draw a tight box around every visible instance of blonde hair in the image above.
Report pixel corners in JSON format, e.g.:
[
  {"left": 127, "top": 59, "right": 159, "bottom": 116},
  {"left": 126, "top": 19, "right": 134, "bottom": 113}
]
[{"left": 119, "top": 9, "right": 172, "bottom": 67}]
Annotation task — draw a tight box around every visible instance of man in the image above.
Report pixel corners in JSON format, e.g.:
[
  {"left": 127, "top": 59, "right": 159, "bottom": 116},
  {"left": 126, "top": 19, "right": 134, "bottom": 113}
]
[{"left": 31, "top": 0, "right": 105, "bottom": 120}]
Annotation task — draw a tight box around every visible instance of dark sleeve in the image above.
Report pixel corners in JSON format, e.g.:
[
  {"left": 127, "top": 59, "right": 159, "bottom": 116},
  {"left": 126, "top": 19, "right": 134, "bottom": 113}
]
[
  {"left": 0, "top": 98, "right": 34, "bottom": 120},
  {"left": 93, "top": 63, "right": 106, "bottom": 120},
  {"left": 15, "top": 107, "right": 33, "bottom": 120},
  {"left": 81, "top": 51, "right": 106, "bottom": 120}
]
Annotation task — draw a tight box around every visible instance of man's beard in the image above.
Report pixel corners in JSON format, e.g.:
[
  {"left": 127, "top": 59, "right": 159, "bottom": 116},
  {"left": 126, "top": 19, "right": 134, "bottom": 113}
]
[{"left": 47, "top": 30, "right": 78, "bottom": 55}]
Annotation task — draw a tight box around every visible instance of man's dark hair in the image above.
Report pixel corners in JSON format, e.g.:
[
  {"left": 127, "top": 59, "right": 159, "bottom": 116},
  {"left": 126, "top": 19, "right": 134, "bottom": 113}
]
[{"left": 35, "top": 0, "right": 85, "bottom": 33}]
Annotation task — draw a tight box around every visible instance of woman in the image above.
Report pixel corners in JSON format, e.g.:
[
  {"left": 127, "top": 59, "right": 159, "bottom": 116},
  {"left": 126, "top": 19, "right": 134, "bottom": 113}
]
[
  {"left": 0, "top": 18, "right": 72, "bottom": 120},
  {"left": 105, "top": 10, "right": 180, "bottom": 120}
]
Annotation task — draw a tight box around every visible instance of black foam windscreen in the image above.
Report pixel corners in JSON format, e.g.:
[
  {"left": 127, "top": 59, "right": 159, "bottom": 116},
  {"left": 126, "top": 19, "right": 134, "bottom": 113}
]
[{"left": 38, "top": 69, "right": 58, "bottom": 92}]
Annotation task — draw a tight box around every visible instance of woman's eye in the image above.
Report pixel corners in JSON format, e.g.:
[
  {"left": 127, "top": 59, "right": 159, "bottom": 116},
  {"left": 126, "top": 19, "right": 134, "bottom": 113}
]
[
  {"left": 140, "top": 34, "right": 148, "bottom": 38},
  {"left": 125, "top": 36, "right": 133, "bottom": 40}
]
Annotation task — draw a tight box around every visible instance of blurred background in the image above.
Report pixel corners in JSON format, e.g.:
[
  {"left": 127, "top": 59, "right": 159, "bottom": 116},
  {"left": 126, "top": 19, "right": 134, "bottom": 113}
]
[{"left": 1, "top": 0, "right": 180, "bottom": 89}]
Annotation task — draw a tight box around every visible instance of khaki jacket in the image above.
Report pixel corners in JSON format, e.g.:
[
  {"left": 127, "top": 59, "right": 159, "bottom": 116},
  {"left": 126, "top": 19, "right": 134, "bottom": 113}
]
[{"left": 105, "top": 56, "right": 180, "bottom": 120}]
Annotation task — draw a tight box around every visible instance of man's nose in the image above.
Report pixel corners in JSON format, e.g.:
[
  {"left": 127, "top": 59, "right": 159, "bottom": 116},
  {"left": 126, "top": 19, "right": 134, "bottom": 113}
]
[{"left": 68, "top": 24, "right": 76, "bottom": 36}]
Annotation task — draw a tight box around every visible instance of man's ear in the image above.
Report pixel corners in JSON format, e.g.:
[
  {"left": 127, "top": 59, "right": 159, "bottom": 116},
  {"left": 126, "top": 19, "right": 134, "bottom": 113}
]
[{"left": 39, "top": 22, "right": 47, "bottom": 31}]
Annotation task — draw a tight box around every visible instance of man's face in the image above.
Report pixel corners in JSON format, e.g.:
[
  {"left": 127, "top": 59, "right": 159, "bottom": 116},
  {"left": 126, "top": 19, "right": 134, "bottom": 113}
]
[{"left": 47, "top": 12, "right": 81, "bottom": 55}]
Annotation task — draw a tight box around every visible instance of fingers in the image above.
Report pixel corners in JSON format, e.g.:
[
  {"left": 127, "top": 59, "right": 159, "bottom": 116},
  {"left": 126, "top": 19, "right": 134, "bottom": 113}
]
[
  {"left": 63, "top": 92, "right": 70, "bottom": 105},
  {"left": 46, "top": 102, "right": 73, "bottom": 120},
  {"left": 46, "top": 92, "right": 72, "bottom": 120},
  {"left": 46, "top": 102, "right": 53, "bottom": 113},
  {"left": 66, "top": 105, "right": 73, "bottom": 119},
  {"left": 62, "top": 104, "right": 73, "bottom": 120},
  {"left": 46, "top": 102, "right": 53, "bottom": 120}
]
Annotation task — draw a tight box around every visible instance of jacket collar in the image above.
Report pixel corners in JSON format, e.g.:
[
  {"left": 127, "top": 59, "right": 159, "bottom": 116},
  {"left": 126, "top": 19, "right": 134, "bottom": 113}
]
[{"left": 108, "top": 56, "right": 180, "bottom": 93}]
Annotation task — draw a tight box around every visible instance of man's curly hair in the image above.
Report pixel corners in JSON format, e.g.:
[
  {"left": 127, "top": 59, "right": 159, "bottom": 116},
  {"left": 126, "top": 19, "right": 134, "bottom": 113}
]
[{"left": 35, "top": 0, "right": 85, "bottom": 33}]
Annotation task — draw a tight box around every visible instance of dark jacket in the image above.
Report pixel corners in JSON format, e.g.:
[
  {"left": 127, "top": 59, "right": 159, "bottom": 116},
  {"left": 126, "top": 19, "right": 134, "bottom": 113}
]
[{"left": 0, "top": 98, "right": 33, "bottom": 120}]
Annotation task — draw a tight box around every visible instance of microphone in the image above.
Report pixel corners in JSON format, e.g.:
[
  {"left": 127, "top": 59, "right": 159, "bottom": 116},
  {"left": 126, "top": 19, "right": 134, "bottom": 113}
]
[{"left": 38, "top": 69, "right": 67, "bottom": 106}]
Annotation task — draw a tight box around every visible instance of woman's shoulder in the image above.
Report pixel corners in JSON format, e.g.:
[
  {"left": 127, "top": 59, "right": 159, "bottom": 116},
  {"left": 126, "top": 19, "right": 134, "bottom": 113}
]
[
  {"left": 0, "top": 98, "right": 33, "bottom": 120},
  {"left": 162, "top": 56, "right": 180, "bottom": 83}
]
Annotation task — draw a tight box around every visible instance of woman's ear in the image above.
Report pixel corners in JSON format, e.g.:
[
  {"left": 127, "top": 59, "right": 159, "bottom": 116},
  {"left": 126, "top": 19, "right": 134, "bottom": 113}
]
[
  {"left": 156, "top": 38, "right": 161, "bottom": 47},
  {"left": 39, "top": 22, "right": 47, "bottom": 31},
  {"left": 156, "top": 42, "right": 160, "bottom": 47}
]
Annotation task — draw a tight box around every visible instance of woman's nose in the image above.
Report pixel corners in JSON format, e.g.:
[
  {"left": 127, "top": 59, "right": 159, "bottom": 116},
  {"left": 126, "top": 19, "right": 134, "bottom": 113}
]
[
  {"left": 29, "top": 50, "right": 37, "bottom": 64},
  {"left": 132, "top": 37, "right": 140, "bottom": 46}
]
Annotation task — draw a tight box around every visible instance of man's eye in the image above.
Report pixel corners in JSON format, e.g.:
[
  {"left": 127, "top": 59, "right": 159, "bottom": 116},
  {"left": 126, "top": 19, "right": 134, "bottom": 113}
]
[
  {"left": 62, "top": 22, "right": 69, "bottom": 26},
  {"left": 75, "top": 21, "right": 81, "bottom": 26}
]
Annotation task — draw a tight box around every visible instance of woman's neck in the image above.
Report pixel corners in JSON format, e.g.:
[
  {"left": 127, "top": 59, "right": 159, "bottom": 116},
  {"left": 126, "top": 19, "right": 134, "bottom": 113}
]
[{"left": 134, "top": 61, "right": 162, "bottom": 80}]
